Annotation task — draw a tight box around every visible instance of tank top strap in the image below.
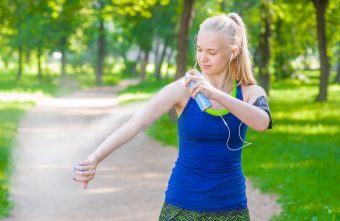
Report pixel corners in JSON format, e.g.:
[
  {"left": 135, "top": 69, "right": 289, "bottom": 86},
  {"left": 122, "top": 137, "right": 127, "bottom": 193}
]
[{"left": 235, "top": 81, "right": 244, "bottom": 101}]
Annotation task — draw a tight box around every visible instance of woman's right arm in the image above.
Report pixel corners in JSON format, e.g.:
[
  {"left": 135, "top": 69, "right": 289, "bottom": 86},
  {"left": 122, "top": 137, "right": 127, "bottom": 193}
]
[{"left": 73, "top": 78, "right": 188, "bottom": 188}]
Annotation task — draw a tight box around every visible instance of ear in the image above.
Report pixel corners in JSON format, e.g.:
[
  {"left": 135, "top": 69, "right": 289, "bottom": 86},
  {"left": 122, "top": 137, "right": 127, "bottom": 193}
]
[{"left": 232, "top": 47, "right": 240, "bottom": 58}]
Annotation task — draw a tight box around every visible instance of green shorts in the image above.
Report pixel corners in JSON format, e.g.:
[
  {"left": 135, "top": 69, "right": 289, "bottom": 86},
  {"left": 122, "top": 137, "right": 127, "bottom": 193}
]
[{"left": 159, "top": 202, "right": 250, "bottom": 221}]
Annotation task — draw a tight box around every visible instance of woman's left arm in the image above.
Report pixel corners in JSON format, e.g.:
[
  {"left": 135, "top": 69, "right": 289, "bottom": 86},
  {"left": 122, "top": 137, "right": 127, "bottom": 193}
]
[
  {"left": 185, "top": 71, "right": 272, "bottom": 132},
  {"left": 213, "top": 85, "right": 272, "bottom": 131}
]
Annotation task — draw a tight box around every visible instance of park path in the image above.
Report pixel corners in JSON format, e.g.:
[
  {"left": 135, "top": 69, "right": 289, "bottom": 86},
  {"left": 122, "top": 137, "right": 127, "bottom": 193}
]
[{"left": 3, "top": 79, "right": 281, "bottom": 221}]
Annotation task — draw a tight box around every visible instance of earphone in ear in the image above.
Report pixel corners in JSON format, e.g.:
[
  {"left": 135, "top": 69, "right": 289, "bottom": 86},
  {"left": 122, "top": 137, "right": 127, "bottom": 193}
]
[{"left": 230, "top": 53, "right": 234, "bottom": 60}]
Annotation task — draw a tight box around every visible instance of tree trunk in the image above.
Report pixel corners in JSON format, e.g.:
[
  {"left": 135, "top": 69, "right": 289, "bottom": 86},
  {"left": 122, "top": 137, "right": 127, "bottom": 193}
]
[
  {"left": 257, "top": 0, "right": 272, "bottom": 95},
  {"left": 61, "top": 50, "right": 66, "bottom": 80},
  {"left": 96, "top": 17, "right": 105, "bottom": 86},
  {"left": 140, "top": 50, "right": 149, "bottom": 82},
  {"left": 335, "top": 62, "right": 340, "bottom": 83},
  {"left": 168, "top": 107, "right": 178, "bottom": 123},
  {"left": 312, "top": 0, "right": 330, "bottom": 101},
  {"left": 220, "top": 0, "right": 226, "bottom": 11},
  {"left": 165, "top": 48, "right": 174, "bottom": 79},
  {"left": 133, "top": 48, "right": 142, "bottom": 75},
  {"left": 175, "top": 0, "right": 195, "bottom": 79},
  {"left": 17, "top": 46, "right": 23, "bottom": 80},
  {"left": 155, "top": 39, "right": 169, "bottom": 80},
  {"left": 153, "top": 35, "right": 160, "bottom": 79},
  {"left": 60, "top": 37, "right": 67, "bottom": 81},
  {"left": 38, "top": 47, "right": 42, "bottom": 81},
  {"left": 25, "top": 49, "right": 31, "bottom": 66}
]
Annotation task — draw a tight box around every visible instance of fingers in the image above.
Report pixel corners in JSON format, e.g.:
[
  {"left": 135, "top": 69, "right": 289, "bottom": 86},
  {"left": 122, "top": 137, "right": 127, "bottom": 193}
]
[
  {"left": 74, "top": 169, "right": 96, "bottom": 177},
  {"left": 191, "top": 85, "right": 203, "bottom": 99},
  {"left": 185, "top": 69, "right": 199, "bottom": 75},
  {"left": 185, "top": 75, "right": 203, "bottom": 88},
  {"left": 73, "top": 160, "right": 97, "bottom": 189},
  {"left": 74, "top": 164, "right": 92, "bottom": 172},
  {"left": 73, "top": 175, "right": 95, "bottom": 183}
]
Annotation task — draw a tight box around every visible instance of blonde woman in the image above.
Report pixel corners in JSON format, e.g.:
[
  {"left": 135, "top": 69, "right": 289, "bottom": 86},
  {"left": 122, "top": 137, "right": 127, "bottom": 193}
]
[{"left": 73, "top": 13, "right": 272, "bottom": 221}]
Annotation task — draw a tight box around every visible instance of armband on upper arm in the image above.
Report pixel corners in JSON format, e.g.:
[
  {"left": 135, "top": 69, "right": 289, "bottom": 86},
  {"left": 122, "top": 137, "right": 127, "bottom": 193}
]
[{"left": 252, "top": 96, "right": 272, "bottom": 129}]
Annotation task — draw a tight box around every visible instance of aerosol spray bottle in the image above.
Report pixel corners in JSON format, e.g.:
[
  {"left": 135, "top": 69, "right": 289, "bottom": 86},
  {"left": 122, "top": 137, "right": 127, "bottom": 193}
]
[{"left": 185, "top": 64, "right": 212, "bottom": 111}]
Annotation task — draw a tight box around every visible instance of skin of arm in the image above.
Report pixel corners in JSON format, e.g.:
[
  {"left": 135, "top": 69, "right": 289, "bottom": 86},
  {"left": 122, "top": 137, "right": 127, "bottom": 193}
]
[
  {"left": 212, "top": 85, "right": 271, "bottom": 132},
  {"left": 90, "top": 78, "right": 187, "bottom": 164},
  {"left": 74, "top": 78, "right": 188, "bottom": 188}
]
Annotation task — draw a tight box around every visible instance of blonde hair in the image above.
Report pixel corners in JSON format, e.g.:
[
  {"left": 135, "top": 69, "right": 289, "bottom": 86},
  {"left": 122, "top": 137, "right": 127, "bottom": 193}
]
[{"left": 199, "top": 13, "right": 256, "bottom": 86}]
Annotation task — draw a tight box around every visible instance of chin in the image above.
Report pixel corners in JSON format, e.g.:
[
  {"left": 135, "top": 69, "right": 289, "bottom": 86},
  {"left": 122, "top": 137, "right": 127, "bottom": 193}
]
[
  {"left": 202, "top": 70, "right": 216, "bottom": 76},
  {"left": 201, "top": 68, "right": 212, "bottom": 74}
]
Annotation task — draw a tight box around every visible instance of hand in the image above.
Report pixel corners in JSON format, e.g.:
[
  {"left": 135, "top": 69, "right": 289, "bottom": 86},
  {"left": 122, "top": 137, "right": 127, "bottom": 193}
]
[
  {"left": 73, "top": 154, "right": 98, "bottom": 189},
  {"left": 184, "top": 69, "right": 220, "bottom": 100}
]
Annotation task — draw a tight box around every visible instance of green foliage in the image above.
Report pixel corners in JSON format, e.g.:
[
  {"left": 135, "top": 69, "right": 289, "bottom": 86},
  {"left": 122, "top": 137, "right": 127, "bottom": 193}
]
[
  {"left": 0, "top": 101, "right": 33, "bottom": 218},
  {"left": 0, "top": 0, "right": 339, "bottom": 95}
]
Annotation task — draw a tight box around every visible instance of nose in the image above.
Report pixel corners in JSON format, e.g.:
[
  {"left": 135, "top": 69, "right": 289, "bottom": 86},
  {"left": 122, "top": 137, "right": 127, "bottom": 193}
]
[{"left": 197, "top": 52, "right": 208, "bottom": 63}]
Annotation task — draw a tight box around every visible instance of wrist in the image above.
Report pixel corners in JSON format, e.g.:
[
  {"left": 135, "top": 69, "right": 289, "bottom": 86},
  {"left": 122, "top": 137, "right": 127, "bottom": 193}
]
[
  {"left": 87, "top": 153, "right": 99, "bottom": 166},
  {"left": 211, "top": 89, "right": 224, "bottom": 101}
]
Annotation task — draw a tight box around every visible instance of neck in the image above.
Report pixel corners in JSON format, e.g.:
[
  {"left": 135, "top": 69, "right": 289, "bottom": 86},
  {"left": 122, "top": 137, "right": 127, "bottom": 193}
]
[{"left": 203, "top": 73, "right": 233, "bottom": 92}]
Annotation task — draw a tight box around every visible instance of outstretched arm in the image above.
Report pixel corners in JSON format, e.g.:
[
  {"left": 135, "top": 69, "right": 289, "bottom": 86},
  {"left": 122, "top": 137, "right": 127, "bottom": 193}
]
[
  {"left": 73, "top": 78, "right": 187, "bottom": 188},
  {"left": 90, "top": 79, "right": 186, "bottom": 163}
]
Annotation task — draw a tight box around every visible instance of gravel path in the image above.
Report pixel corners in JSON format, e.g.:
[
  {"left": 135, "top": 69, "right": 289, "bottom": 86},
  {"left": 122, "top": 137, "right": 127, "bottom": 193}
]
[{"left": 3, "top": 80, "right": 281, "bottom": 221}]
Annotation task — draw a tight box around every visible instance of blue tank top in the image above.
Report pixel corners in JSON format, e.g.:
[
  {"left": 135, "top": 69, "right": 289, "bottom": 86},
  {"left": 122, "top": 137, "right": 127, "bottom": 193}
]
[{"left": 164, "top": 82, "right": 248, "bottom": 212}]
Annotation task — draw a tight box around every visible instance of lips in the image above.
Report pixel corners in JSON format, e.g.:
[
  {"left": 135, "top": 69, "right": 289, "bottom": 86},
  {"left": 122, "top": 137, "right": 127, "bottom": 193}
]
[{"left": 201, "top": 65, "right": 211, "bottom": 69}]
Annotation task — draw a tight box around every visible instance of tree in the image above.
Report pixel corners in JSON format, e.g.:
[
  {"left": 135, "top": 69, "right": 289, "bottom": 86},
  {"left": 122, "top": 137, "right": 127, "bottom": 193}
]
[
  {"left": 257, "top": 0, "right": 273, "bottom": 94},
  {"left": 175, "top": 0, "right": 195, "bottom": 79},
  {"left": 46, "top": 0, "right": 85, "bottom": 81},
  {"left": 311, "top": 0, "right": 330, "bottom": 101},
  {"left": 152, "top": 0, "right": 179, "bottom": 80}
]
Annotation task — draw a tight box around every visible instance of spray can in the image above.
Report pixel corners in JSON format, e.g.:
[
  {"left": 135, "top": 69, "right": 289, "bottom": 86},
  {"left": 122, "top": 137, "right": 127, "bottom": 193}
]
[{"left": 186, "top": 73, "right": 212, "bottom": 111}]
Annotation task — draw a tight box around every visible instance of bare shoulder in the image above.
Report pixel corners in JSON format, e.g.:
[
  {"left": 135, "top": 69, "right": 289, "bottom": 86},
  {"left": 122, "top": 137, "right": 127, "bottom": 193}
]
[
  {"left": 159, "top": 77, "right": 189, "bottom": 105},
  {"left": 241, "top": 84, "right": 268, "bottom": 104}
]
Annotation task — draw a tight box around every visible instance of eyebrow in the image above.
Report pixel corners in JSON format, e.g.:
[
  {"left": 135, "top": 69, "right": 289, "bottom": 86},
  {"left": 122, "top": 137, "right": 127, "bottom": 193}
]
[{"left": 196, "top": 45, "right": 219, "bottom": 51}]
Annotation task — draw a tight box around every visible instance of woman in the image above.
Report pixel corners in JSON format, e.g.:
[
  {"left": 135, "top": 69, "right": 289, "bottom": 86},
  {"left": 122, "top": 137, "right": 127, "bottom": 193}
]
[{"left": 73, "top": 12, "right": 272, "bottom": 221}]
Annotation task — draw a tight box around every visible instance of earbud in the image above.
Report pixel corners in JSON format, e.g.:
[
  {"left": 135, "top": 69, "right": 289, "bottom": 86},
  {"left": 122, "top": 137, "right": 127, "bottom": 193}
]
[{"left": 230, "top": 53, "right": 234, "bottom": 60}]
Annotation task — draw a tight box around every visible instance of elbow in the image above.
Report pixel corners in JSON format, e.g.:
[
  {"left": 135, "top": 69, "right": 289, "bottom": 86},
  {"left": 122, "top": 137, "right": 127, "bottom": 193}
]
[
  {"left": 253, "top": 120, "right": 270, "bottom": 132},
  {"left": 255, "top": 125, "right": 268, "bottom": 132}
]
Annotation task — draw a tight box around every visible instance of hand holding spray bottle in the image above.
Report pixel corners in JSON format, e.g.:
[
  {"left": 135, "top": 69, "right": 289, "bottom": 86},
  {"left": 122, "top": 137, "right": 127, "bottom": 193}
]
[
  {"left": 185, "top": 62, "right": 212, "bottom": 111},
  {"left": 185, "top": 61, "right": 252, "bottom": 151}
]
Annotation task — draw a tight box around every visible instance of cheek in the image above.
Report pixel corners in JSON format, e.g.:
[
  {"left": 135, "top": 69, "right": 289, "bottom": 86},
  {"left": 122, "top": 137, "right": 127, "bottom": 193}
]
[{"left": 212, "top": 56, "right": 228, "bottom": 67}]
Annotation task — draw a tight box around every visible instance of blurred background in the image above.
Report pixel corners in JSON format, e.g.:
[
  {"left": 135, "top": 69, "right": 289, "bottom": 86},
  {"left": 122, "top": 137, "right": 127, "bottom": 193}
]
[{"left": 0, "top": 0, "right": 339, "bottom": 220}]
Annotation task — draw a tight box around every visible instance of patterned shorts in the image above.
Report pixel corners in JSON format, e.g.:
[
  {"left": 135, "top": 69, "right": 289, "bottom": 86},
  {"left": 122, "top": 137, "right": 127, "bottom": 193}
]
[{"left": 158, "top": 202, "right": 250, "bottom": 221}]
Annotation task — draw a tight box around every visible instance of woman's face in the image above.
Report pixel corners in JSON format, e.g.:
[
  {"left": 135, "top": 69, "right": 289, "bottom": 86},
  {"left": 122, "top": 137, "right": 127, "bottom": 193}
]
[{"left": 196, "top": 29, "right": 232, "bottom": 76}]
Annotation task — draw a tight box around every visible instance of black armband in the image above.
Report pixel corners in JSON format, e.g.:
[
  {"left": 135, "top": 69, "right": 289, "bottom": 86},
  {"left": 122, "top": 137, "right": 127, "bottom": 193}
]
[{"left": 252, "top": 96, "right": 272, "bottom": 129}]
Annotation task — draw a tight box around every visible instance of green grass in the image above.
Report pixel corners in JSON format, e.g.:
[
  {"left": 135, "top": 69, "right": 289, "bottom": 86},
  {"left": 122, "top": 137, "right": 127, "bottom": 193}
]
[
  {"left": 243, "top": 81, "right": 340, "bottom": 220},
  {"left": 0, "top": 101, "right": 34, "bottom": 217},
  {"left": 117, "top": 77, "right": 172, "bottom": 105},
  {"left": 118, "top": 76, "right": 340, "bottom": 220},
  {"left": 0, "top": 72, "right": 123, "bottom": 97}
]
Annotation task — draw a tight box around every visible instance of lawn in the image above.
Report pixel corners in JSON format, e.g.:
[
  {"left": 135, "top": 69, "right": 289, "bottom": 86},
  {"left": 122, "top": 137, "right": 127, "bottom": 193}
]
[{"left": 0, "top": 101, "right": 33, "bottom": 217}]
